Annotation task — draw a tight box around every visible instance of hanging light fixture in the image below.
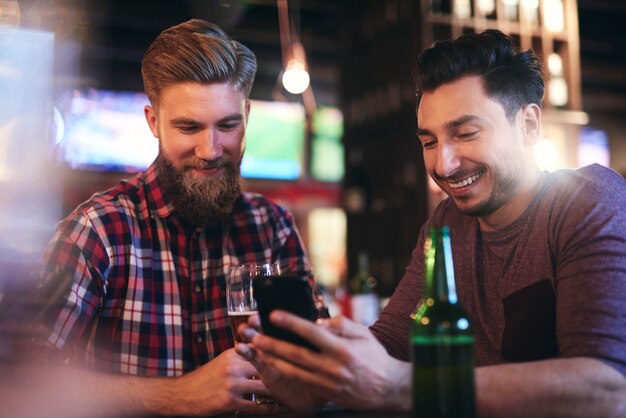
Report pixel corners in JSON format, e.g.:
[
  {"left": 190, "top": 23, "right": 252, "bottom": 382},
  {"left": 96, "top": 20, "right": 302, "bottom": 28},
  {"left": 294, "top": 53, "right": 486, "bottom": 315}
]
[
  {"left": 277, "top": 0, "right": 311, "bottom": 95},
  {"left": 282, "top": 40, "right": 310, "bottom": 94}
]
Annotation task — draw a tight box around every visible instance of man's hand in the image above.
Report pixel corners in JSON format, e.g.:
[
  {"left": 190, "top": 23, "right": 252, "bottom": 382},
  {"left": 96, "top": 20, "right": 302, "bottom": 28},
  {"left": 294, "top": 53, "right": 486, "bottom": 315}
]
[
  {"left": 235, "top": 312, "right": 411, "bottom": 413},
  {"left": 235, "top": 314, "right": 327, "bottom": 412},
  {"left": 0, "top": 348, "right": 282, "bottom": 417},
  {"left": 162, "top": 347, "right": 278, "bottom": 416}
]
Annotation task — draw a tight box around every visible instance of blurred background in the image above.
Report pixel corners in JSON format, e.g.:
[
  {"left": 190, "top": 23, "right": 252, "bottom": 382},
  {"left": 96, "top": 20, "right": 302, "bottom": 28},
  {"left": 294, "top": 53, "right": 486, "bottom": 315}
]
[{"left": 0, "top": 0, "right": 624, "bottom": 318}]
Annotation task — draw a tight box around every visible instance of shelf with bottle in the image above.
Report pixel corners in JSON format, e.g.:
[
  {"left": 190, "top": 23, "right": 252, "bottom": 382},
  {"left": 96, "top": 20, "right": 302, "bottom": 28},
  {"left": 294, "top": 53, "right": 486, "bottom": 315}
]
[
  {"left": 342, "top": 251, "right": 380, "bottom": 327},
  {"left": 423, "top": 0, "right": 570, "bottom": 39}
]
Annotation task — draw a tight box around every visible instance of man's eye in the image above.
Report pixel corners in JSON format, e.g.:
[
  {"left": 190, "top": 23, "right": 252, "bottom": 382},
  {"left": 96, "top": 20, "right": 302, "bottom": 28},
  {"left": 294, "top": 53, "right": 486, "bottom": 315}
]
[
  {"left": 219, "top": 123, "right": 238, "bottom": 131},
  {"left": 179, "top": 126, "right": 199, "bottom": 134},
  {"left": 458, "top": 131, "right": 478, "bottom": 139},
  {"left": 419, "top": 138, "right": 437, "bottom": 149}
]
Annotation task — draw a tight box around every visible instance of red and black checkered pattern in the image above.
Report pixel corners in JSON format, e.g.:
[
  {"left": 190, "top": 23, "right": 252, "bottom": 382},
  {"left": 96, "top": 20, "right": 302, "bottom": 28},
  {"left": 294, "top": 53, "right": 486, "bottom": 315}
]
[{"left": 36, "top": 163, "right": 321, "bottom": 376}]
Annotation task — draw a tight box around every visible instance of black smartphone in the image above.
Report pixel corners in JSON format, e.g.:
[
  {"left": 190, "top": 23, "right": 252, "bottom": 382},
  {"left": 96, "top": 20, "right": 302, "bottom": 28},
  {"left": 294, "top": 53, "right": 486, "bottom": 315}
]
[{"left": 253, "top": 275, "right": 319, "bottom": 351}]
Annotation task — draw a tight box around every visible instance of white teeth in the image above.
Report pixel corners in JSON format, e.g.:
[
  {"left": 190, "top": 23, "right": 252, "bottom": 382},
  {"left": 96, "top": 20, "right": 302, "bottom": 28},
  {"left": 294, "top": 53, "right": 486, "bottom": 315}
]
[{"left": 449, "top": 173, "right": 481, "bottom": 189}]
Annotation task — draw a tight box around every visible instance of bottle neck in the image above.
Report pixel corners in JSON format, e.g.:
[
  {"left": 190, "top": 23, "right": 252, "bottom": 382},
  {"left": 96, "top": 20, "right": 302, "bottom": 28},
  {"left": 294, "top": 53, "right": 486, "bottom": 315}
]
[
  {"left": 423, "top": 227, "right": 458, "bottom": 303},
  {"left": 357, "top": 252, "right": 369, "bottom": 274},
  {"left": 350, "top": 251, "right": 376, "bottom": 295}
]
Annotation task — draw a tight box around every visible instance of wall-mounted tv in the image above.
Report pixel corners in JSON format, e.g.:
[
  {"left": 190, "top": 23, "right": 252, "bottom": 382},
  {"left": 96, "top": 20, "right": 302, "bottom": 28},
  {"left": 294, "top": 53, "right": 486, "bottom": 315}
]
[
  {"left": 61, "top": 89, "right": 157, "bottom": 172},
  {"left": 243, "top": 100, "right": 305, "bottom": 180},
  {"left": 310, "top": 106, "right": 344, "bottom": 182},
  {"left": 60, "top": 89, "right": 307, "bottom": 180}
]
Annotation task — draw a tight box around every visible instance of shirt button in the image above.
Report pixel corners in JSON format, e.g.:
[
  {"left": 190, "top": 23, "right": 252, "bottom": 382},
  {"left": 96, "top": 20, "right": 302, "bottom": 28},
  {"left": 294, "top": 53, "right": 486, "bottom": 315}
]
[
  {"left": 196, "top": 334, "right": 204, "bottom": 344},
  {"left": 194, "top": 283, "right": 202, "bottom": 293}
]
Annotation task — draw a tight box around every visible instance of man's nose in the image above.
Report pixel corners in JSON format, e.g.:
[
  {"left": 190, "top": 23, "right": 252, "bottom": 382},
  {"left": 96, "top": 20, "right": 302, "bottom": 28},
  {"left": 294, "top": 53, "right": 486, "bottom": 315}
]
[
  {"left": 435, "top": 143, "right": 461, "bottom": 178},
  {"left": 195, "top": 130, "right": 223, "bottom": 161}
]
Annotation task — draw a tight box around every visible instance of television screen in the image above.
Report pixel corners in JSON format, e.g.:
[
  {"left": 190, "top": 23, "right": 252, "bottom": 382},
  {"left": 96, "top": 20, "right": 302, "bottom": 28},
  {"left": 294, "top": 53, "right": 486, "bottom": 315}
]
[
  {"left": 310, "top": 106, "right": 344, "bottom": 182},
  {"left": 242, "top": 100, "right": 305, "bottom": 180},
  {"left": 62, "top": 89, "right": 157, "bottom": 172},
  {"left": 60, "top": 89, "right": 306, "bottom": 180}
]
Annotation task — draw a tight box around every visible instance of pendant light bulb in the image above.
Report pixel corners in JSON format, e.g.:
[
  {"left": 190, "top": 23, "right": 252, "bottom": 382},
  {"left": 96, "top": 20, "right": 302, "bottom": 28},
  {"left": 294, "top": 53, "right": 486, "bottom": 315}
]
[{"left": 282, "top": 42, "right": 310, "bottom": 94}]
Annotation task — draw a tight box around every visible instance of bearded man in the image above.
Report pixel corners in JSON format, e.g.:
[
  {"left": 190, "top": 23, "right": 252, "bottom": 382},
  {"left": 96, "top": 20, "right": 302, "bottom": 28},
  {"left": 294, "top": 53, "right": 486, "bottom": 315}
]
[{"left": 32, "top": 19, "right": 319, "bottom": 417}]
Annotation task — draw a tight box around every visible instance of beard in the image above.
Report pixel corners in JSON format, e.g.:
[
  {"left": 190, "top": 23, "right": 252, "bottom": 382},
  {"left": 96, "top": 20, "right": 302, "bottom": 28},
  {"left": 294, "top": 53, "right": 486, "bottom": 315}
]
[
  {"left": 156, "top": 150, "right": 242, "bottom": 226},
  {"left": 457, "top": 170, "right": 519, "bottom": 217},
  {"left": 449, "top": 158, "right": 524, "bottom": 218}
]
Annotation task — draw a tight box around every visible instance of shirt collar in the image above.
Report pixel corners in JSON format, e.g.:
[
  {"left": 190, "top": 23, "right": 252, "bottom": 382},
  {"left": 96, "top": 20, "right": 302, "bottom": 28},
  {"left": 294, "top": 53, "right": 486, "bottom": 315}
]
[{"left": 144, "top": 162, "right": 177, "bottom": 219}]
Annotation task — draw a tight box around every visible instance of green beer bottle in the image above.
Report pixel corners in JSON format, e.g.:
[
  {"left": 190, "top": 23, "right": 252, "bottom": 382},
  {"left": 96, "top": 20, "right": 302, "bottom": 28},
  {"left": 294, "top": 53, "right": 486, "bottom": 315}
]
[
  {"left": 348, "top": 251, "right": 379, "bottom": 326},
  {"left": 411, "top": 226, "right": 476, "bottom": 417}
]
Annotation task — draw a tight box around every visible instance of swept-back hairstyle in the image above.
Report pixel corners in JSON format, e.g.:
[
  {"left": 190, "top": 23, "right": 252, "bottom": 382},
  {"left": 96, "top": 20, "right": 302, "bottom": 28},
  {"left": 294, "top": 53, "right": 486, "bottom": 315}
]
[
  {"left": 141, "top": 19, "right": 257, "bottom": 105},
  {"left": 415, "top": 30, "right": 544, "bottom": 121}
]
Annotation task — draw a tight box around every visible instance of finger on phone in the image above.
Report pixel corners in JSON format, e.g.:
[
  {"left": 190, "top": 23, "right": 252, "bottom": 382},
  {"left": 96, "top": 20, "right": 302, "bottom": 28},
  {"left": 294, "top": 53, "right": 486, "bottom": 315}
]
[
  {"left": 268, "top": 311, "right": 342, "bottom": 352},
  {"left": 247, "top": 313, "right": 262, "bottom": 328},
  {"left": 238, "top": 322, "right": 260, "bottom": 343}
]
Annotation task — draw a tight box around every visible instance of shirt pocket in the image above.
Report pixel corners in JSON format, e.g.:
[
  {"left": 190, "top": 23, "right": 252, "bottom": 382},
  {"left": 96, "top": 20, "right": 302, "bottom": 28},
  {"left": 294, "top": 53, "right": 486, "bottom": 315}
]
[{"left": 501, "top": 279, "right": 559, "bottom": 362}]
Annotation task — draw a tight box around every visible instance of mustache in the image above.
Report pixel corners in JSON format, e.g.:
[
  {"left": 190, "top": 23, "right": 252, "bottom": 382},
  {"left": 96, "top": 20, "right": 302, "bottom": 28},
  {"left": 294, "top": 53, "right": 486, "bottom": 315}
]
[{"left": 182, "top": 157, "right": 231, "bottom": 171}]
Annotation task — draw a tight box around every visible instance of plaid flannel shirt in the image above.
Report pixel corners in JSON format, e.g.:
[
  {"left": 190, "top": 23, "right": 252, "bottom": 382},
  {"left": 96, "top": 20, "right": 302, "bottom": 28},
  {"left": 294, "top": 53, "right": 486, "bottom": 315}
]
[{"left": 37, "top": 163, "right": 321, "bottom": 376}]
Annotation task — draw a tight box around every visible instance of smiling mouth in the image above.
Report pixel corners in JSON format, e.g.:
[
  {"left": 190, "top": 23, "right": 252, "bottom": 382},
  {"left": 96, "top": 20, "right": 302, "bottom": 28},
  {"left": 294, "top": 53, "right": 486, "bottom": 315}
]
[{"left": 448, "top": 172, "right": 482, "bottom": 189}]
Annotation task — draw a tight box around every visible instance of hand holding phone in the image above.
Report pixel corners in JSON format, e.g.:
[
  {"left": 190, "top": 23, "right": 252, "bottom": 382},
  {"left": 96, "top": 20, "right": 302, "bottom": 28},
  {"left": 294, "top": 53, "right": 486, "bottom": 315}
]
[{"left": 252, "top": 275, "right": 319, "bottom": 350}]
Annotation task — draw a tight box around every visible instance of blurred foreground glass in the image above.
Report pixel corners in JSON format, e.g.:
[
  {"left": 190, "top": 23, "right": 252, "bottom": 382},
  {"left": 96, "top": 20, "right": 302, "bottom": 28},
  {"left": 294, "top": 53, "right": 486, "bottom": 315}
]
[{"left": 0, "top": 28, "right": 61, "bottom": 363}]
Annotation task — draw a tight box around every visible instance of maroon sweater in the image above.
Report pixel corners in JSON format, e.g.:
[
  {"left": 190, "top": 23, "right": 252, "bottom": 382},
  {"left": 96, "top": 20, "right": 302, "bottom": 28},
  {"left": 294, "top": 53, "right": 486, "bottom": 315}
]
[{"left": 371, "top": 164, "right": 626, "bottom": 377}]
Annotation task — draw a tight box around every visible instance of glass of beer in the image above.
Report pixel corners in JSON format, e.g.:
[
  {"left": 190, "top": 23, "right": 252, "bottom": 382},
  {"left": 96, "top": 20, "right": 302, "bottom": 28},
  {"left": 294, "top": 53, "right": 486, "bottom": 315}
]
[
  {"left": 227, "top": 263, "right": 280, "bottom": 404},
  {"left": 227, "top": 263, "right": 280, "bottom": 342}
]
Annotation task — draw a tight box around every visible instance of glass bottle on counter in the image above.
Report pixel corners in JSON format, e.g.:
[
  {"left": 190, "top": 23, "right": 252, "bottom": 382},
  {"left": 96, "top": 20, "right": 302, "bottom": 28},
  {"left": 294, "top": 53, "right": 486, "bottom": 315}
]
[
  {"left": 411, "top": 226, "right": 475, "bottom": 418},
  {"left": 348, "top": 251, "right": 379, "bottom": 326}
]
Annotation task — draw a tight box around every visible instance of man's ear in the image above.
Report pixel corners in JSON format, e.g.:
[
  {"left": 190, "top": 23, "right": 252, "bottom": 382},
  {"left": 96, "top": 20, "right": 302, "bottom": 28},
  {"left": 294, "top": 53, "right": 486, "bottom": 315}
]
[
  {"left": 521, "top": 103, "right": 541, "bottom": 146},
  {"left": 245, "top": 99, "right": 251, "bottom": 122},
  {"left": 144, "top": 105, "right": 159, "bottom": 138}
]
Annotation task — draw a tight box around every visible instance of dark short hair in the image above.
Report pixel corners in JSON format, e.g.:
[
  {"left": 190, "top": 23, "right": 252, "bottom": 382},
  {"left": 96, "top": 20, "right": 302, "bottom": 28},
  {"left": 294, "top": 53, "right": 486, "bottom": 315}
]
[
  {"left": 141, "top": 19, "right": 257, "bottom": 105},
  {"left": 415, "top": 30, "right": 544, "bottom": 121}
]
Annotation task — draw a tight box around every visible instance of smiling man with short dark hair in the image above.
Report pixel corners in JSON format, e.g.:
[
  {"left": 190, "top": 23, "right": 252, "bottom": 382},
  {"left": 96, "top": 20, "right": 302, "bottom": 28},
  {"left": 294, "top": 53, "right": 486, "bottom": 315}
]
[{"left": 238, "top": 30, "right": 626, "bottom": 418}]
